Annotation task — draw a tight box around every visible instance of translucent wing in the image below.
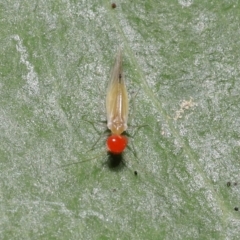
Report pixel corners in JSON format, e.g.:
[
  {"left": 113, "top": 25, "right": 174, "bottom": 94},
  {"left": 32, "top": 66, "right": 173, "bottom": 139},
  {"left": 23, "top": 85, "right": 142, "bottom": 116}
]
[{"left": 106, "top": 49, "right": 129, "bottom": 135}]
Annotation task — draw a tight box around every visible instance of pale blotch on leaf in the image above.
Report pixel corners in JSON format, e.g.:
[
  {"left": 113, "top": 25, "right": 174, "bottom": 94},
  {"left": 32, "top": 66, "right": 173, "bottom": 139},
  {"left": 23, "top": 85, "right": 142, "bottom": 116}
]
[{"left": 174, "top": 97, "right": 197, "bottom": 120}]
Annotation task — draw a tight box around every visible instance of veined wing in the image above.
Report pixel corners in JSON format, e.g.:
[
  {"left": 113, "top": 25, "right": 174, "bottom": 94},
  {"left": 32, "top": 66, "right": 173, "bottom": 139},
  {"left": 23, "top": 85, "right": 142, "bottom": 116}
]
[{"left": 106, "top": 49, "right": 129, "bottom": 135}]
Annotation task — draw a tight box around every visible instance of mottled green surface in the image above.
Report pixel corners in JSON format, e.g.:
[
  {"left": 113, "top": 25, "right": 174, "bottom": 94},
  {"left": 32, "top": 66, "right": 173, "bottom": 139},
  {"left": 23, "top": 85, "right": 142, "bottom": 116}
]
[{"left": 1, "top": 1, "right": 240, "bottom": 239}]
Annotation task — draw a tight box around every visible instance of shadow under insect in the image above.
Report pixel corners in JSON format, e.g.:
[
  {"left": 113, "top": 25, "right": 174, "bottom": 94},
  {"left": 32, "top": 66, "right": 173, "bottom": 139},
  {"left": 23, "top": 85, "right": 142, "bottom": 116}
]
[{"left": 106, "top": 151, "right": 126, "bottom": 170}]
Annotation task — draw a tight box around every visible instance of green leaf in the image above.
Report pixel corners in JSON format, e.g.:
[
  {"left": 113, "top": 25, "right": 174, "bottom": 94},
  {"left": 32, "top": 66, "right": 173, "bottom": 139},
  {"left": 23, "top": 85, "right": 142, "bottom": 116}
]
[{"left": 1, "top": 1, "right": 240, "bottom": 239}]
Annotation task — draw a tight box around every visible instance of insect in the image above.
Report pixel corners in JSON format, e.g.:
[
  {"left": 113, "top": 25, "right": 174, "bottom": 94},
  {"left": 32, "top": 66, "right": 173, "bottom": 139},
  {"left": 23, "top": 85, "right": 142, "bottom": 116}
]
[
  {"left": 106, "top": 49, "right": 129, "bottom": 155},
  {"left": 60, "top": 49, "right": 131, "bottom": 169}
]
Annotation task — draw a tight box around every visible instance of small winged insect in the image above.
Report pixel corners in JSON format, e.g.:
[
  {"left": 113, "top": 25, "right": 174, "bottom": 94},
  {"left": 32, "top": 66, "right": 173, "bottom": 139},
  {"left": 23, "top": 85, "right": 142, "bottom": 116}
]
[
  {"left": 61, "top": 49, "right": 147, "bottom": 174},
  {"left": 105, "top": 49, "right": 130, "bottom": 169},
  {"left": 106, "top": 49, "right": 128, "bottom": 155}
]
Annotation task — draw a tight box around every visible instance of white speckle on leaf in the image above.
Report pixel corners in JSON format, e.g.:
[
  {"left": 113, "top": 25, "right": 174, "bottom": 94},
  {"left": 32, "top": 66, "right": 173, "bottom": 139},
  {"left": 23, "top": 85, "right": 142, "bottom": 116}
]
[
  {"left": 13, "top": 35, "right": 39, "bottom": 95},
  {"left": 178, "top": 0, "right": 193, "bottom": 7},
  {"left": 79, "top": 210, "right": 107, "bottom": 222}
]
